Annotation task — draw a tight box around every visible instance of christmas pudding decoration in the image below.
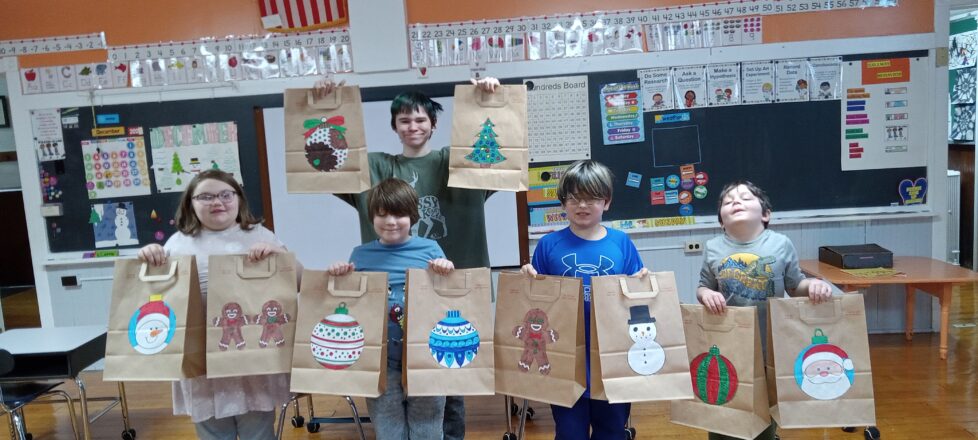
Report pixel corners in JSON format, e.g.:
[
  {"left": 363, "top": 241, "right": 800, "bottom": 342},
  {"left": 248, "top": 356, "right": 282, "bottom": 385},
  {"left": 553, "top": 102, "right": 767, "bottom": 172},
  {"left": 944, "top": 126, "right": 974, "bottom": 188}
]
[
  {"left": 429, "top": 310, "right": 480, "bottom": 368},
  {"left": 690, "top": 345, "right": 739, "bottom": 405},
  {"left": 302, "top": 115, "right": 349, "bottom": 172},
  {"left": 465, "top": 118, "right": 507, "bottom": 168},
  {"left": 311, "top": 302, "right": 364, "bottom": 370},
  {"left": 128, "top": 294, "right": 176, "bottom": 355}
]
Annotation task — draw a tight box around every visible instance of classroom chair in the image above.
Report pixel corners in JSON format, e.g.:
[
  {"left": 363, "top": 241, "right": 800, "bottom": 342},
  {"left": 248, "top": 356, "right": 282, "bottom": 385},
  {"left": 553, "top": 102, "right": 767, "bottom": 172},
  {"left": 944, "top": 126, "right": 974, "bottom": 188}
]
[
  {"left": 276, "top": 393, "right": 368, "bottom": 440},
  {"left": 0, "top": 349, "right": 79, "bottom": 440}
]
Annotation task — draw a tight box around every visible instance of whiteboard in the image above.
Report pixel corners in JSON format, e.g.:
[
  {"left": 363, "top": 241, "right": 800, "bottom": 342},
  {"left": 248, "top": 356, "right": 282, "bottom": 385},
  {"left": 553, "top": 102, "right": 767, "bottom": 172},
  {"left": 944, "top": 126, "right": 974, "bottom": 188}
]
[{"left": 263, "top": 100, "right": 520, "bottom": 270}]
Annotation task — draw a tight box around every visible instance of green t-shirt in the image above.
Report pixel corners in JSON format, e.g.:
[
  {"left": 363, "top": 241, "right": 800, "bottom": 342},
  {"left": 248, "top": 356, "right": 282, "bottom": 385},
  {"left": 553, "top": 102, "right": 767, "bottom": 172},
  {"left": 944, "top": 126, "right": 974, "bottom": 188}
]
[{"left": 339, "top": 147, "right": 491, "bottom": 269}]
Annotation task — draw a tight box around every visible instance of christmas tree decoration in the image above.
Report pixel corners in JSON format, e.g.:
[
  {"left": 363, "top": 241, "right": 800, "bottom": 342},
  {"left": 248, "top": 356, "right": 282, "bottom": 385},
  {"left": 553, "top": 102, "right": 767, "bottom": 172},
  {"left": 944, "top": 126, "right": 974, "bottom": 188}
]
[
  {"left": 793, "top": 328, "right": 855, "bottom": 400},
  {"left": 429, "top": 310, "right": 480, "bottom": 368},
  {"left": 691, "top": 345, "right": 739, "bottom": 405},
  {"left": 127, "top": 294, "right": 176, "bottom": 355},
  {"left": 89, "top": 206, "right": 101, "bottom": 224},
  {"left": 464, "top": 118, "right": 507, "bottom": 167},
  {"left": 311, "top": 302, "right": 364, "bottom": 370},
  {"left": 302, "top": 115, "right": 349, "bottom": 172}
]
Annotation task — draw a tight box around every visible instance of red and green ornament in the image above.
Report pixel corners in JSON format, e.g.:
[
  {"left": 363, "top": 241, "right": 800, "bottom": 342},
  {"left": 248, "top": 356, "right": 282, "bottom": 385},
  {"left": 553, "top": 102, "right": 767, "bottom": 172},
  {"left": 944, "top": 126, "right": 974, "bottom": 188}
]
[
  {"left": 302, "top": 115, "right": 349, "bottom": 172},
  {"left": 690, "top": 344, "right": 739, "bottom": 405}
]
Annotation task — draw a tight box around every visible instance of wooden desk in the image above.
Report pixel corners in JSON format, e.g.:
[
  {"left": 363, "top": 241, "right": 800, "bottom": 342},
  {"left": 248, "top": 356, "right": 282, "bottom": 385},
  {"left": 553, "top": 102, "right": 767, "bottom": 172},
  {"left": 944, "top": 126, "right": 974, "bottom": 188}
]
[
  {"left": 799, "top": 257, "right": 978, "bottom": 360},
  {"left": 0, "top": 326, "right": 133, "bottom": 440}
]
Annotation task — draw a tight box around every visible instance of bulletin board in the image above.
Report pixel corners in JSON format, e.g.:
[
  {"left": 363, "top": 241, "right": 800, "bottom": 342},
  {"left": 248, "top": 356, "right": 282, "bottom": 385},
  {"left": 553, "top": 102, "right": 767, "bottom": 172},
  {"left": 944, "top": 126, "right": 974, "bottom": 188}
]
[{"left": 39, "top": 94, "right": 281, "bottom": 253}]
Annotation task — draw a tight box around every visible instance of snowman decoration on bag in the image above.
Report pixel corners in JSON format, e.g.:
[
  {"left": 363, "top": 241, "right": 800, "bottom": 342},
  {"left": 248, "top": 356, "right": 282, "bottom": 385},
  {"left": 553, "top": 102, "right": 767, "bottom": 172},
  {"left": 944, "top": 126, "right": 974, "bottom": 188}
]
[{"left": 626, "top": 305, "right": 665, "bottom": 375}]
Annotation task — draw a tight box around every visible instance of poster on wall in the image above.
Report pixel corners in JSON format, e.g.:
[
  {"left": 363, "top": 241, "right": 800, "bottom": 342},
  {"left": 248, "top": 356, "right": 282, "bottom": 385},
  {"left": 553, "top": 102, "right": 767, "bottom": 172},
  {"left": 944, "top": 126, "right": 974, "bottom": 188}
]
[
  {"left": 950, "top": 30, "right": 978, "bottom": 70},
  {"left": 30, "top": 109, "right": 66, "bottom": 162},
  {"left": 706, "top": 63, "right": 741, "bottom": 106},
  {"left": 775, "top": 59, "right": 810, "bottom": 102},
  {"left": 808, "top": 57, "right": 843, "bottom": 101},
  {"left": 600, "top": 81, "right": 645, "bottom": 146},
  {"left": 841, "top": 57, "right": 927, "bottom": 170},
  {"left": 672, "top": 65, "right": 707, "bottom": 109},
  {"left": 950, "top": 66, "right": 977, "bottom": 104},
  {"left": 639, "top": 67, "right": 674, "bottom": 112},
  {"left": 524, "top": 75, "right": 591, "bottom": 162},
  {"left": 82, "top": 137, "right": 152, "bottom": 199},
  {"left": 741, "top": 61, "right": 775, "bottom": 104},
  {"left": 149, "top": 122, "right": 243, "bottom": 193}
]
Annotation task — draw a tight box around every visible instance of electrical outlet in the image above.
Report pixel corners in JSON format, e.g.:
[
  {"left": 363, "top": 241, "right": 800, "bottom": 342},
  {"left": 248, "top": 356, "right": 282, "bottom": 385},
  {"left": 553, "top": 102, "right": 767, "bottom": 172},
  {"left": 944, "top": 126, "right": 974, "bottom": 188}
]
[{"left": 684, "top": 241, "right": 703, "bottom": 254}]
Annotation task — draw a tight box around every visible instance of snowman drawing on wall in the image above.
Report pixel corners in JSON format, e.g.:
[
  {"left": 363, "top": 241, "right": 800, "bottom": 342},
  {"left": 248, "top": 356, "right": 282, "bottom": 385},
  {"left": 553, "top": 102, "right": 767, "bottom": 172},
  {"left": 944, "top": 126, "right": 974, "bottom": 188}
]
[
  {"left": 627, "top": 305, "right": 665, "bottom": 375},
  {"left": 114, "top": 203, "right": 133, "bottom": 243}
]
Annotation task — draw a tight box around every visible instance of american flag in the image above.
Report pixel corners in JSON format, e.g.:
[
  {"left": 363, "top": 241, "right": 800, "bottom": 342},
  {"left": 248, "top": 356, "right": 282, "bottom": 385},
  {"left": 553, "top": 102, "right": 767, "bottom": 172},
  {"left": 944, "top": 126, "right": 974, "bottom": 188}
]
[{"left": 259, "top": 0, "right": 348, "bottom": 32}]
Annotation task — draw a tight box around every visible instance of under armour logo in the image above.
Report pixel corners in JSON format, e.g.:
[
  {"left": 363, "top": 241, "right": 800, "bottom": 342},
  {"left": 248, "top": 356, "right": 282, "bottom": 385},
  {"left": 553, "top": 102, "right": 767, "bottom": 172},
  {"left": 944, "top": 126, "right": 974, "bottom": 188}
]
[{"left": 561, "top": 254, "right": 614, "bottom": 278}]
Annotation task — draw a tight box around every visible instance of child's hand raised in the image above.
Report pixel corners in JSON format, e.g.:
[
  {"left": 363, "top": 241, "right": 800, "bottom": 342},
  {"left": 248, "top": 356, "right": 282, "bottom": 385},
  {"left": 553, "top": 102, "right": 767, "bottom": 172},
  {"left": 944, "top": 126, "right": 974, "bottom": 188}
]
[
  {"left": 428, "top": 258, "right": 455, "bottom": 275},
  {"left": 697, "top": 287, "right": 727, "bottom": 315},
  {"left": 806, "top": 278, "right": 833, "bottom": 304},
  {"left": 138, "top": 244, "right": 167, "bottom": 266},
  {"left": 471, "top": 76, "right": 500, "bottom": 93},
  {"left": 630, "top": 267, "right": 649, "bottom": 278},
  {"left": 248, "top": 242, "right": 286, "bottom": 262},
  {"left": 313, "top": 77, "right": 346, "bottom": 99},
  {"left": 519, "top": 264, "right": 538, "bottom": 277},
  {"left": 326, "top": 262, "right": 355, "bottom": 276}
]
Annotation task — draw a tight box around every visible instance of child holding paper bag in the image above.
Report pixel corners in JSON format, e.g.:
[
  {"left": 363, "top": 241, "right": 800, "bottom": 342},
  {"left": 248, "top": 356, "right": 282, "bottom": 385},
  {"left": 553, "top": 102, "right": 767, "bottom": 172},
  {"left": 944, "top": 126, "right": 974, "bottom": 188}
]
[
  {"left": 326, "top": 178, "right": 455, "bottom": 440},
  {"left": 520, "top": 160, "right": 648, "bottom": 440}
]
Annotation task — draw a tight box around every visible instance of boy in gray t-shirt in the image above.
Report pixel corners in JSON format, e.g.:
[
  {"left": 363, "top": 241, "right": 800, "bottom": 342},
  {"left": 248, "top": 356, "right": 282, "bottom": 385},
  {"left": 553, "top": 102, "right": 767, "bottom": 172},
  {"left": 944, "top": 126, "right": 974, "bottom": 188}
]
[{"left": 696, "top": 180, "right": 833, "bottom": 440}]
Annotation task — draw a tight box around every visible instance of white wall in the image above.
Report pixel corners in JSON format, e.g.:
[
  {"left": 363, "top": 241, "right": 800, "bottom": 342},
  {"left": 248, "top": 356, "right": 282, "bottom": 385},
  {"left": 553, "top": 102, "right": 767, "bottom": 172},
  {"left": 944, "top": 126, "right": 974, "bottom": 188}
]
[
  {"left": 2, "top": 6, "right": 950, "bottom": 331},
  {"left": 0, "top": 74, "right": 16, "bottom": 152}
]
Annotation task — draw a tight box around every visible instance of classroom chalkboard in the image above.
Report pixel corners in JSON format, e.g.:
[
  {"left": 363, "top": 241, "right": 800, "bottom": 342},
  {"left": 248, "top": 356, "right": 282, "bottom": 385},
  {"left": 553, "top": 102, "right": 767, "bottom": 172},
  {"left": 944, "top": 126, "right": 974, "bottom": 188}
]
[
  {"left": 530, "top": 50, "right": 929, "bottom": 224},
  {"left": 44, "top": 94, "right": 282, "bottom": 253}
]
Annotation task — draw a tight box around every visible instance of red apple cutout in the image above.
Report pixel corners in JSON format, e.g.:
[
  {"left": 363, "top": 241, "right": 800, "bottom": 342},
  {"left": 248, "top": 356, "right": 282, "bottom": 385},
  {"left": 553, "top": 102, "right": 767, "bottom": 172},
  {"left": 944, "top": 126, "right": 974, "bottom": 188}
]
[{"left": 25, "top": 69, "right": 37, "bottom": 81}]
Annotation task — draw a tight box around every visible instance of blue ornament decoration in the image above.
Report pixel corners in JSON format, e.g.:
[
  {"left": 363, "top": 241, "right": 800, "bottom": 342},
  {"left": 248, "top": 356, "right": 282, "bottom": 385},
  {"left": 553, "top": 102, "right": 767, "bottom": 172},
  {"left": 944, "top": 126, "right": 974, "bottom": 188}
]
[{"left": 428, "top": 310, "right": 480, "bottom": 368}]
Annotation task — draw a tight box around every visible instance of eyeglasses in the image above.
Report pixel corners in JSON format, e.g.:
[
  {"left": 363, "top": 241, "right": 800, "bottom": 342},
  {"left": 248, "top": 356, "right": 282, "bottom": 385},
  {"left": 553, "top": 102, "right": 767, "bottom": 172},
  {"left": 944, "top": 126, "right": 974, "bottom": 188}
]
[
  {"left": 565, "top": 196, "right": 604, "bottom": 207},
  {"left": 192, "top": 190, "right": 237, "bottom": 203}
]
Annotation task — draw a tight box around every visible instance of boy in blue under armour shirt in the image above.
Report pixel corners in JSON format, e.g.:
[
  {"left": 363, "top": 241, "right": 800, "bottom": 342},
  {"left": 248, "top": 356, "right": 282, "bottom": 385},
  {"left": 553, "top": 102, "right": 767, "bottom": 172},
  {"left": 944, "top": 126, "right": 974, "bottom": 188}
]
[
  {"left": 521, "top": 160, "right": 648, "bottom": 440},
  {"left": 327, "top": 178, "right": 455, "bottom": 440}
]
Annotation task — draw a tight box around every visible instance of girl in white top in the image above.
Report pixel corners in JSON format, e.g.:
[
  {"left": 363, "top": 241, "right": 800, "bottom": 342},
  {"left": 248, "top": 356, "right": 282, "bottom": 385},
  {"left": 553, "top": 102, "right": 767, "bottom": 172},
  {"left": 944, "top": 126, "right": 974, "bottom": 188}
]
[{"left": 138, "top": 169, "right": 296, "bottom": 440}]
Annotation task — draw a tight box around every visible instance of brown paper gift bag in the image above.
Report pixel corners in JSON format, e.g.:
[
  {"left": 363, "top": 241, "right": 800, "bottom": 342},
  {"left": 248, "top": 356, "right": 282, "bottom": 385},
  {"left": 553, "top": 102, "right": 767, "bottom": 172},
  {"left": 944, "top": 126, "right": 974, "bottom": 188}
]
[
  {"left": 104, "top": 256, "right": 206, "bottom": 381},
  {"left": 767, "top": 294, "right": 876, "bottom": 428},
  {"left": 284, "top": 86, "right": 370, "bottom": 194},
  {"left": 448, "top": 84, "right": 529, "bottom": 191},
  {"left": 404, "top": 268, "right": 495, "bottom": 396},
  {"left": 494, "top": 272, "right": 585, "bottom": 408},
  {"left": 205, "top": 253, "right": 298, "bottom": 378},
  {"left": 590, "top": 272, "right": 693, "bottom": 403},
  {"left": 290, "top": 270, "right": 389, "bottom": 398},
  {"left": 670, "top": 305, "right": 772, "bottom": 440}
]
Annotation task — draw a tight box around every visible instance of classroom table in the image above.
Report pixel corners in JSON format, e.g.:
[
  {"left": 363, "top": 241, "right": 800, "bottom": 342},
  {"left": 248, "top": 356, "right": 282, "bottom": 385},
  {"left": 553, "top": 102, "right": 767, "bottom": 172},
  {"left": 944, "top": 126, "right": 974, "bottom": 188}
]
[
  {"left": 799, "top": 256, "right": 978, "bottom": 360},
  {"left": 0, "top": 325, "right": 133, "bottom": 440}
]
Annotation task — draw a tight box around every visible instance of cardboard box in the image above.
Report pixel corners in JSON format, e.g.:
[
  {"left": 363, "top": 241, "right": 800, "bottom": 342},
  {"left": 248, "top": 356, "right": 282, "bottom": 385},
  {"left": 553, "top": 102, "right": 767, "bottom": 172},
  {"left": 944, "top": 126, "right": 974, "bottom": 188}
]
[{"left": 818, "top": 244, "right": 893, "bottom": 269}]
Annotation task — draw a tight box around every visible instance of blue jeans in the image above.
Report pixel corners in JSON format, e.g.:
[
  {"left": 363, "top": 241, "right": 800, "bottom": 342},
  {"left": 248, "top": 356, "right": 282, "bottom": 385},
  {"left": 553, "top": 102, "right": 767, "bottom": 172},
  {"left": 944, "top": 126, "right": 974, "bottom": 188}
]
[
  {"left": 367, "top": 366, "right": 445, "bottom": 440},
  {"left": 194, "top": 410, "right": 275, "bottom": 440},
  {"left": 443, "top": 395, "right": 465, "bottom": 440},
  {"left": 551, "top": 396, "right": 630, "bottom": 440}
]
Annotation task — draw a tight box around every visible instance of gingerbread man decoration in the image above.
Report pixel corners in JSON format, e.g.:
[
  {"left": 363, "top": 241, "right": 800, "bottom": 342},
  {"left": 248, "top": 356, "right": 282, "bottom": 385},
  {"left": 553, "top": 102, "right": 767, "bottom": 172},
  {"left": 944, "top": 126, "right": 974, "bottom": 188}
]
[
  {"left": 513, "top": 308, "right": 559, "bottom": 375},
  {"left": 253, "top": 300, "right": 292, "bottom": 348},
  {"left": 214, "top": 302, "right": 248, "bottom": 351}
]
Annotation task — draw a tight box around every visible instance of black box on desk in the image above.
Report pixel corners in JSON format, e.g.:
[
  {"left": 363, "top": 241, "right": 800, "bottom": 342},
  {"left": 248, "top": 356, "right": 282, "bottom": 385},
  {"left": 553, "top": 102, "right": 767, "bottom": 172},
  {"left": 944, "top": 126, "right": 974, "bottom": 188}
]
[{"left": 818, "top": 244, "right": 893, "bottom": 269}]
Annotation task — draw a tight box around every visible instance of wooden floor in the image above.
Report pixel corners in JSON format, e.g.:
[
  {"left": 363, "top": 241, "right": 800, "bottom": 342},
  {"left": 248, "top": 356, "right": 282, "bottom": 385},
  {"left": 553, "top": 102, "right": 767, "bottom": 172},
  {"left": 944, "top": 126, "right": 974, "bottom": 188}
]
[{"left": 2, "top": 286, "right": 977, "bottom": 439}]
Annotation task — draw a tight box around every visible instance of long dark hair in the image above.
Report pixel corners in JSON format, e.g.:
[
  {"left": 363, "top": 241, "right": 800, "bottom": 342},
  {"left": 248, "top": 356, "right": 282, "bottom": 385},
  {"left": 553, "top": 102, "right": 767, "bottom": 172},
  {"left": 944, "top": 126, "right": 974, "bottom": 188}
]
[{"left": 174, "top": 170, "right": 262, "bottom": 235}]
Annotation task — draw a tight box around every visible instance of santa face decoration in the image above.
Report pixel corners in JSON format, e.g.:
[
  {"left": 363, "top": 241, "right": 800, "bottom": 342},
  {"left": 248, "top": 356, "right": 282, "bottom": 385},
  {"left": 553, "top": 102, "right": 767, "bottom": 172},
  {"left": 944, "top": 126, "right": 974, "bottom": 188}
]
[
  {"left": 794, "top": 328, "right": 855, "bottom": 400},
  {"left": 128, "top": 294, "right": 176, "bottom": 355}
]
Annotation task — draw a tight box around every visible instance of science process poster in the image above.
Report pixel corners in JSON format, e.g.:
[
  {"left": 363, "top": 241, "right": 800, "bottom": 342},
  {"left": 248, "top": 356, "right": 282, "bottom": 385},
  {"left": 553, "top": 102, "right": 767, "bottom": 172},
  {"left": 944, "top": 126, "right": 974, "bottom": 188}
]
[
  {"left": 775, "top": 59, "right": 810, "bottom": 102},
  {"left": 742, "top": 61, "right": 776, "bottom": 104},
  {"left": 809, "top": 57, "right": 843, "bottom": 101},
  {"left": 639, "top": 67, "right": 674, "bottom": 112},
  {"left": 673, "top": 65, "right": 707, "bottom": 109},
  {"left": 600, "top": 81, "right": 644, "bottom": 145},
  {"left": 841, "top": 57, "right": 926, "bottom": 171},
  {"left": 707, "top": 63, "right": 741, "bottom": 106}
]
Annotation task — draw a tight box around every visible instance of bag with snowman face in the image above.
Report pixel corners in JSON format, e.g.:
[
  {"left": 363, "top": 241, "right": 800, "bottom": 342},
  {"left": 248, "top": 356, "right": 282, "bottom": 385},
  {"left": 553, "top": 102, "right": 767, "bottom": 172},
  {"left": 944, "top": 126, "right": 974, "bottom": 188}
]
[
  {"left": 767, "top": 295, "right": 876, "bottom": 428},
  {"left": 104, "top": 256, "right": 206, "bottom": 381},
  {"left": 284, "top": 86, "right": 370, "bottom": 194},
  {"left": 670, "top": 305, "right": 772, "bottom": 440},
  {"left": 289, "top": 270, "right": 389, "bottom": 398},
  {"left": 589, "top": 272, "right": 693, "bottom": 403},
  {"left": 205, "top": 253, "right": 298, "bottom": 378}
]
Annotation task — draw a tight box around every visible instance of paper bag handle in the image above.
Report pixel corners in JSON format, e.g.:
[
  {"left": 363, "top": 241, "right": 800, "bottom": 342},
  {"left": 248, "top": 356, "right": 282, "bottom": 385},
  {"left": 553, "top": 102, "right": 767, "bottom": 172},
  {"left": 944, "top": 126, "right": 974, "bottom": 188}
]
[
  {"left": 619, "top": 275, "right": 659, "bottom": 299},
  {"left": 526, "top": 275, "right": 561, "bottom": 303},
  {"left": 696, "top": 310, "right": 736, "bottom": 332},
  {"left": 327, "top": 275, "right": 368, "bottom": 298},
  {"left": 139, "top": 261, "right": 178, "bottom": 282},
  {"left": 476, "top": 86, "right": 508, "bottom": 108},
  {"left": 434, "top": 271, "right": 473, "bottom": 297},
  {"left": 236, "top": 256, "right": 277, "bottom": 279},
  {"left": 307, "top": 89, "right": 342, "bottom": 110},
  {"left": 799, "top": 298, "right": 844, "bottom": 324}
]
